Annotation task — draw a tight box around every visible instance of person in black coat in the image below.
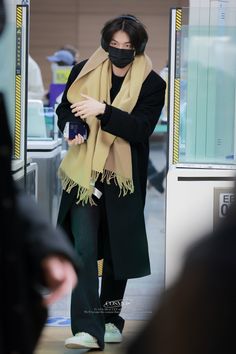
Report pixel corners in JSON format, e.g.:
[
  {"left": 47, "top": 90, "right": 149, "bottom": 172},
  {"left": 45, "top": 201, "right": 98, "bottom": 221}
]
[
  {"left": 56, "top": 14, "right": 166, "bottom": 350},
  {"left": 125, "top": 187, "right": 236, "bottom": 354}
]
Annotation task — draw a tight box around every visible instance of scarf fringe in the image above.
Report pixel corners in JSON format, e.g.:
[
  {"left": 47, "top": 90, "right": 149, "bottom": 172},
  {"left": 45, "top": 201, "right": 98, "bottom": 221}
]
[
  {"left": 116, "top": 174, "right": 134, "bottom": 197},
  {"left": 59, "top": 169, "right": 78, "bottom": 193},
  {"left": 58, "top": 168, "right": 134, "bottom": 206},
  {"left": 101, "top": 169, "right": 134, "bottom": 196},
  {"left": 100, "top": 169, "right": 116, "bottom": 184}
]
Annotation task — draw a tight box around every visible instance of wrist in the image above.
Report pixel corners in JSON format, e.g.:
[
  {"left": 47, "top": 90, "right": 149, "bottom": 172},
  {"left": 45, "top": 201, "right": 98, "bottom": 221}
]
[{"left": 100, "top": 103, "right": 106, "bottom": 115}]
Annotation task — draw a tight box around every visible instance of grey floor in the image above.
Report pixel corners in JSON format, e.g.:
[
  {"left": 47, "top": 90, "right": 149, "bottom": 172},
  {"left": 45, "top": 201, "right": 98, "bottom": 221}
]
[{"left": 48, "top": 138, "right": 167, "bottom": 323}]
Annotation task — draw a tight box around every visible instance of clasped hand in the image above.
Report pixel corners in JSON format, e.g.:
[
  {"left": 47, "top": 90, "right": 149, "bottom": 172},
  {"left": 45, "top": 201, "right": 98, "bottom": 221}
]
[
  {"left": 66, "top": 134, "right": 85, "bottom": 146},
  {"left": 71, "top": 94, "right": 105, "bottom": 119},
  {"left": 66, "top": 94, "right": 105, "bottom": 146}
]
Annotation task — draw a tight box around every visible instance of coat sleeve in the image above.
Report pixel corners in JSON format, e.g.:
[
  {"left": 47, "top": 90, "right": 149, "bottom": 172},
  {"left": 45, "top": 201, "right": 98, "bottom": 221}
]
[
  {"left": 56, "top": 60, "right": 89, "bottom": 133},
  {"left": 99, "top": 71, "right": 166, "bottom": 143}
]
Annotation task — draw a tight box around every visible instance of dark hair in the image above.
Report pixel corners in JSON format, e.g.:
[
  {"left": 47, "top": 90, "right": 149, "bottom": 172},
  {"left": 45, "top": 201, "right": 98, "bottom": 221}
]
[{"left": 101, "top": 14, "right": 148, "bottom": 55}]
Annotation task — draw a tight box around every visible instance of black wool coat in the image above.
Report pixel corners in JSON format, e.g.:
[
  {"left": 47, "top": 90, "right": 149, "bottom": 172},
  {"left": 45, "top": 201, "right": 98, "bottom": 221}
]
[{"left": 56, "top": 59, "right": 166, "bottom": 280}]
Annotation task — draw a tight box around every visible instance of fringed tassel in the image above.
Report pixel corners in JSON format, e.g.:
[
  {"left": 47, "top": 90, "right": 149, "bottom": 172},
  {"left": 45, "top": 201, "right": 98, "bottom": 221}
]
[
  {"left": 101, "top": 169, "right": 134, "bottom": 197},
  {"left": 75, "top": 184, "right": 97, "bottom": 206},
  {"left": 58, "top": 168, "right": 96, "bottom": 206},
  {"left": 58, "top": 169, "right": 77, "bottom": 193},
  {"left": 116, "top": 174, "right": 134, "bottom": 197},
  {"left": 58, "top": 168, "right": 134, "bottom": 205},
  {"left": 100, "top": 169, "right": 116, "bottom": 184},
  {"left": 91, "top": 170, "right": 101, "bottom": 185}
]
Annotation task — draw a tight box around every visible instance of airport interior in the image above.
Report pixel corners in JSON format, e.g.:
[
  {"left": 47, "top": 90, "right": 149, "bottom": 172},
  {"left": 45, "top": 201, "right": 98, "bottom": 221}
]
[{"left": 1, "top": 0, "right": 236, "bottom": 353}]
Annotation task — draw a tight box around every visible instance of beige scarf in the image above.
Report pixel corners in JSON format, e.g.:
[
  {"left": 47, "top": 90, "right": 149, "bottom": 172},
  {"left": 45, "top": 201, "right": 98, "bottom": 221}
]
[{"left": 58, "top": 47, "right": 152, "bottom": 205}]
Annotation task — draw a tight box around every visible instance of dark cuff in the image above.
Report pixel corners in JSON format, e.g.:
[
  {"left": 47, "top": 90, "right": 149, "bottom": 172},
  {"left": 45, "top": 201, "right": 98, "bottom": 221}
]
[{"left": 96, "top": 104, "right": 112, "bottom": 125}]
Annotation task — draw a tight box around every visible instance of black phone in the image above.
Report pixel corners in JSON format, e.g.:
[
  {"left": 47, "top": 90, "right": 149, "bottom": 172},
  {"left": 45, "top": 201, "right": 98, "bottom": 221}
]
[{"left": 63, "top": 121, "right": 88, "bottom": 140}]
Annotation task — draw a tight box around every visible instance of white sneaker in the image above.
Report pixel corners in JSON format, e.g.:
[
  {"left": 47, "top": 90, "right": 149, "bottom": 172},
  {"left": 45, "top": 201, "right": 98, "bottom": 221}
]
[
  {"left": 104, "top": 323, "right": 122, "bottom": 343},
  {"left": 65, "top": 332, "right": 100, "bottom": 349}
]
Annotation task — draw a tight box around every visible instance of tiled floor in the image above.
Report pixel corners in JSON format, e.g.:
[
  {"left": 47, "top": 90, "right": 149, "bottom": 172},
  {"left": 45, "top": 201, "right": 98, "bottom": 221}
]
[{"left": 48, "top": 139, "right": 167, "bottom": 324}]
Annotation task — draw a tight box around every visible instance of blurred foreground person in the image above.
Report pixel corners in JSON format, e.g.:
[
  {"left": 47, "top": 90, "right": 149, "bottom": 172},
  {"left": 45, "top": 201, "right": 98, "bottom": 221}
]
[
  {"left": 0, "top": 90, "right": 79, "bottom": 353},
  {"left": 0, "top": 5, "right": 79, "bottom": 344},
  {"left": 125, "top": 191, "right": 236, "bottom": 354},
  {"left": 0, "top": 91, "right": 78, "bottom": 354}
]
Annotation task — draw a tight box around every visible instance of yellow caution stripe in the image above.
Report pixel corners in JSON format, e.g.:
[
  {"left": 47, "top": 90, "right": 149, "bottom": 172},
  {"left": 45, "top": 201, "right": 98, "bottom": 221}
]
[
  {"left": 173, "top": 79, "right": 180, "bottom": 164},
  {"left": 172, "top": 8, "right": 182, "bottom": 164},
  {"left": 176, "top": 9, "right": 182, "bottom": 31},
  {"left": 14, "top": 6, "right": 23, "bottom": 159}
]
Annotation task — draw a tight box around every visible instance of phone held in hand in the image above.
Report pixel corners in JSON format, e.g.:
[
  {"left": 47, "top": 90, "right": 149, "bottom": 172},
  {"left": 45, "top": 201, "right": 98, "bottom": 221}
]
[{"left": 63, "top": 121, "right": 88, "bottom": 141}]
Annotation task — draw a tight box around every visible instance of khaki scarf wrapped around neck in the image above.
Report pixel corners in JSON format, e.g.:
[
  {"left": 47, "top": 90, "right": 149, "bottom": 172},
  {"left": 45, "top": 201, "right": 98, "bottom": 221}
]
[{"left": 58, "top": 47, "right": 152, "bottom": 205}]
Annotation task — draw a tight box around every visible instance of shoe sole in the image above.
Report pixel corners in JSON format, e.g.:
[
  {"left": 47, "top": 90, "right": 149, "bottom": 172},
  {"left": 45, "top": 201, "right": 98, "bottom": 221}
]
[
  {"left": 105, "top": 339, "right": 122, "bottom": 343},
  {"left": 104, "top": 336, "right": 122, "bottom": 343},
  {"left": 65, "top": 341, "right": 100, "bottom": 349}
]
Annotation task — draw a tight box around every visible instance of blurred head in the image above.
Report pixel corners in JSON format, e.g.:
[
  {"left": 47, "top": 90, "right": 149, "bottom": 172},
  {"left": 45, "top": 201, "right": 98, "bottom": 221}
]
[
  {"left": 60, "top": 44, "right": 80, "bottom": 64},
  {"left": 47, "top": 50, "right": 74, "bottom": 66}
]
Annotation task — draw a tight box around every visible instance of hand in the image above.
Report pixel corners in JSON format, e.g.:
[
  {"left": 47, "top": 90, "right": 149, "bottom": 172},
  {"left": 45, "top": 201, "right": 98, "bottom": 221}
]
[
  {"left": 65, "top": 134, "right": 85, "bottom": 146},
  {"left": 71, "top": 94, "right": 105, "bottom": 119},
  {"left": 41, "top": 255, "right": 78, "bottom": 306}
]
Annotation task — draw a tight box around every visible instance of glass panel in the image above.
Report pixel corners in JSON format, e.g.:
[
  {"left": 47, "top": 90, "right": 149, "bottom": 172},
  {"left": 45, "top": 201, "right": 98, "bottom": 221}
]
[
  {"left": 27, "top": 101, "right": 56, "bottom": 140},
  {"left": 178, "top": 5, "right": 236, "bottom": 165}
]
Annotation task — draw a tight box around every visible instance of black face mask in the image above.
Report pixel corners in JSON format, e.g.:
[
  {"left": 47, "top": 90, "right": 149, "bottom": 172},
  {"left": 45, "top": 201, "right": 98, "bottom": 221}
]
[{"left": 108, "top": 46, "right": 135, "bottom": 68}]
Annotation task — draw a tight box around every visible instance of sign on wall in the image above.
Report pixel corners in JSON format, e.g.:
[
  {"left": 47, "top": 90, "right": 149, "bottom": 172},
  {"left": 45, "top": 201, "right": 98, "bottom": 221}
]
[{"left": 213, "top": 187, "right": 235, "bottom": 228}]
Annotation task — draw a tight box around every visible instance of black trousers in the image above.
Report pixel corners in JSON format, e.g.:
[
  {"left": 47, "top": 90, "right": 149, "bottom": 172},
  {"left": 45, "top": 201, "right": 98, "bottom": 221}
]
[{"left": 70, "top": 199, "right": 127, "bottom": 349}]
